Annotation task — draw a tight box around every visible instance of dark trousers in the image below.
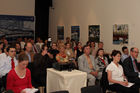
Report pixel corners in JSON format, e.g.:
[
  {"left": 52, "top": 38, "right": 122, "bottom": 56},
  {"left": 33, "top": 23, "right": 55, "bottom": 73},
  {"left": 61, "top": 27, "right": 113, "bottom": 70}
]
[
  {"left": 109, "top": 83, "right": 139, "bottom": 93},
  {"left": 1, "top": 74, "right": 8, "bottom": 89}
]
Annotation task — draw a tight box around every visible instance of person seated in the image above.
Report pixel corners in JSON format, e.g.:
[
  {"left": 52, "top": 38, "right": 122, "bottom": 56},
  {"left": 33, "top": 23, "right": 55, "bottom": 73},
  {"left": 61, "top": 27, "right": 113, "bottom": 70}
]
[
  {"left": 122, "top": 47, "right": 140, "bottom": 84},
  {"left": 106, "top": 50, "right": 138, "bottom": 93},
  {"left": 95, "top": 48, "right": 108, "bottom": 79},
  {"left": 49, "top": 42, "right": 59, "bottom": 61},
  {"left": 0, "top": 45, "right": 18, "bottom": 81},
  {"left": 74, "top": 42, "right": 83, "bottom": 61},
  {"left": 78, "top": 45, "right": 100, "bottom": 86},
  {"left": 6, "top": 53, "right": 33, "bottom": 93},
  {"left": 56, "top": 45, "right": 69, "bottom": 63},
  {"left": 32, "top": 44, "right": 54, "bottom": 93},
  {"left": 121, "top": 46, "right": 129, "bottom": 62},
  {"left": 90, "top": 41, "right": 96, "bottom": 58},
  {"left": 15, "top": 42, "right": 23, "bottom": 59},
  {"left": 65, "top": 43, "right": 75, "bottom": 60}
]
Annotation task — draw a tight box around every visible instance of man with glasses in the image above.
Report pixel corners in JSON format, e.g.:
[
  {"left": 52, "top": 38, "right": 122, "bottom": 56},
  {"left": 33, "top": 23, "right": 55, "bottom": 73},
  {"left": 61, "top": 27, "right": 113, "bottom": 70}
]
[
  {"left": 0, "top": 45, "right": 18, "bottom": 88},
  {"left": 122, "top": 47, "right": 140, "bottom": 84}
]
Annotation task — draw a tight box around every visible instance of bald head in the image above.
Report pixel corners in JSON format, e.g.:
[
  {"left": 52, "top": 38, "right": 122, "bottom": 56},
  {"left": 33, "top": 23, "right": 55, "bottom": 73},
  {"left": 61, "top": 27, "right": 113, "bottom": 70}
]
[
  {"left": 130, "top": 47, "right": 139, "bottom": 59},
  {"left": 25, "top": 42, "right": 32, "bottom": 52}
]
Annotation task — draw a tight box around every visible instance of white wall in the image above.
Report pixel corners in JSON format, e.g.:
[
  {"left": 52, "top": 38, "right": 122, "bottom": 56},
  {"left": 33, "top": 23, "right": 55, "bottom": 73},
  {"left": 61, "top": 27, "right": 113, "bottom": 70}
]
[
  {"left": 0, "top": 0, "right": 35, "bottom": 16},
  {"left": 49, "top": 0, "right": 140, "bottom": 53}
]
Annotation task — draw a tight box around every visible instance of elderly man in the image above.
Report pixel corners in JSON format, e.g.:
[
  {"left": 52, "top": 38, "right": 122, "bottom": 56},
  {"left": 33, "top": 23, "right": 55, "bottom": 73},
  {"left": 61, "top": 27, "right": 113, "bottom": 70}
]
[
  {"left": 78, "top": 45, "right": 100, "bottom": 86},
  {"left": 123, "top": 47, "right": 140, "bottom": 84}
]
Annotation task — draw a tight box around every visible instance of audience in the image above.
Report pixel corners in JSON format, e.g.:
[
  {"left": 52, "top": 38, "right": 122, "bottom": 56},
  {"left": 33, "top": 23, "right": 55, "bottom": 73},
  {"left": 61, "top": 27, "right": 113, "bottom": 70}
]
[
  {"left": 78, "top": 45, "right": 100, "bottom": 86},
  {"left": 0, "top": 36, "right": 140, "bottom": 93},
  {"left": 6, "top": 53, "right": 33, "bottom": 93},
  {"left": 106, "top": 50, "right": 138, "bottom": 93}
]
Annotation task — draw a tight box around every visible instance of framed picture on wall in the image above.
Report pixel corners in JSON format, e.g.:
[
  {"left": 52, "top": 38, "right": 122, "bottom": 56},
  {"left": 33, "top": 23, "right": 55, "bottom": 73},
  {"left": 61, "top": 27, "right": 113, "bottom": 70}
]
[
  {"left": 0, "top": 15, "right": 35, "bottom": 43},
  {"left": 57, "top": 26, "right": 64, "bottom": 40},
  {"left": 88, "top": 25, "right": 100, "bottom": 42},
  {"left": 71, "top": 26, "right": 80, "bottom": 42},
  {"left": 113, "top": 24, "right": 128, "bottom": 44}
]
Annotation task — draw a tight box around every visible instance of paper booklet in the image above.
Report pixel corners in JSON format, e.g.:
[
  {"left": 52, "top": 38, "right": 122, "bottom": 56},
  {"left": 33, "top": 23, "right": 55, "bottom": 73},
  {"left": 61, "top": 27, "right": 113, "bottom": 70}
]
[
  {"left": 126, "top": 82, "right": 134, "bottom": 88},
  {"left": 22, "top": 88, "right": 38, "bottom": 93}
]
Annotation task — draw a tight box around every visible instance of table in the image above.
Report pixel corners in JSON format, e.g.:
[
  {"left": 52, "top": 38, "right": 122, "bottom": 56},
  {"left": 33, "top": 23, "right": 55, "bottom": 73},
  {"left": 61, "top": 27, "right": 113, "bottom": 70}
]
[{"left": 47, "top": 68, "right": 87, "bottom": 93}]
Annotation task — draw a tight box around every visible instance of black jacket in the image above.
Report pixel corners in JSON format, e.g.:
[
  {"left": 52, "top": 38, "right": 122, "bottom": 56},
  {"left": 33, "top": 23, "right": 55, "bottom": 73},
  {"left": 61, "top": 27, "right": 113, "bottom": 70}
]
[{"left": 122, "top": 56, "right": 140, "bottom": 82}]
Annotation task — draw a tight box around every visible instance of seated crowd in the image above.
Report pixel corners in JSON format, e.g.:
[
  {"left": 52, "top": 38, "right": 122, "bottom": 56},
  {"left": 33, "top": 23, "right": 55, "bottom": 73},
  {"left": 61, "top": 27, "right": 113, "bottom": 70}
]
[{"left": 0, "top": 36, "right": 140, "bottom": 93}]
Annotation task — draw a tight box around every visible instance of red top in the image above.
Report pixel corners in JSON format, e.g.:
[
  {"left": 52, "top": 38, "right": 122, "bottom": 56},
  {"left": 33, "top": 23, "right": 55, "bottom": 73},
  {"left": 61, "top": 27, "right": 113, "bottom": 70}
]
[{"left": 6, "top": 68, "right": 32, "bottom": 93}]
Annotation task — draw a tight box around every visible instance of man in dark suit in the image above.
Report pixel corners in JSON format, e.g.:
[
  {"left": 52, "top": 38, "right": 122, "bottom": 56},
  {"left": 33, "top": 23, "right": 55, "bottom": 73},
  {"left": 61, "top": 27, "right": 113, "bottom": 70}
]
[{"left": 123, "top": 47, "right": 140, "bottom": 84}]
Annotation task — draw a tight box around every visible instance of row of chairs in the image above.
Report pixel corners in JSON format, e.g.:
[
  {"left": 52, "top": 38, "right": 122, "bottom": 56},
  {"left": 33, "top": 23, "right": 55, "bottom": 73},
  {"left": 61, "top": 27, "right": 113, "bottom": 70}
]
[{"left": 51, "top": 85, "right": 102, "bottom": 93}]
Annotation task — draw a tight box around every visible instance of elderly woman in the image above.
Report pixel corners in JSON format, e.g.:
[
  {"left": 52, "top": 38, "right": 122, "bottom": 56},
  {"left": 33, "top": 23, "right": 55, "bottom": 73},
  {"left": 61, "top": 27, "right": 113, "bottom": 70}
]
[
  {"left": 95, "top": 48, "right": 108, "bottom": 79},
  {"left": 6, "top": 53, "right": 33, "bottom": 93}
]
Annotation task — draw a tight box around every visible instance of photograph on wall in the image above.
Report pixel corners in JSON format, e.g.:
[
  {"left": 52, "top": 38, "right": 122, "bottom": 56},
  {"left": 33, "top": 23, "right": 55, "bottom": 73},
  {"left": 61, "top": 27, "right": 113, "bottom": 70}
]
[
  {"left": 0, "top": 15, "right": 35, "bottom": 43},
  {"left": 57, "top": 26, "right": 64, "bottom": 40},
  {"left": 113, "top": 24, "right": 128, "bottom": 44},
  {"left": 71, "top": 26, "right": 80, "bottom": 42},
  {"left": 88, "top": 25, "right": 100, "bottom": 42}
]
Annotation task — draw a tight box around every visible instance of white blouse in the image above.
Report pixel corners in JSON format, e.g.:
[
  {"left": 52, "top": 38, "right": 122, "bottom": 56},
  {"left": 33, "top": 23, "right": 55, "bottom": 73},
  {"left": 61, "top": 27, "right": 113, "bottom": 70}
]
[{"left": 106, "top": 62, "right": 124, "bottom": 85}]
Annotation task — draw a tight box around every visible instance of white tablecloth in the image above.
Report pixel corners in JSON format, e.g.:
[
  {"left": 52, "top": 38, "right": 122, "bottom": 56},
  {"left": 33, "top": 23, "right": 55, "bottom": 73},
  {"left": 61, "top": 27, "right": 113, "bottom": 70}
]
[{"left": 47, "top": 68, "right": 87, "bottom": 93}]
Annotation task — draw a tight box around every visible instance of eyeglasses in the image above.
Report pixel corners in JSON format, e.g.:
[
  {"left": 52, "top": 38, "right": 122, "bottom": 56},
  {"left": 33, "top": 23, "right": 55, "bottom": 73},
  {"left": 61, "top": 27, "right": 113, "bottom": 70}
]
[
  {"left": 133, "top": 51, "right": 139, "bottom": 54},
  {"left": 10, "top": 51, "right": 16, "bottom": 52}
]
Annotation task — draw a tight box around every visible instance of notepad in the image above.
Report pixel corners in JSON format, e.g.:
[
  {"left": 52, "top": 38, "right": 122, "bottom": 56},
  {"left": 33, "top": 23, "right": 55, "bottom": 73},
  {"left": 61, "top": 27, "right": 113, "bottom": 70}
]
[
  {"left": 22, "top": 88, "right": 38, "bottom": 93},
  {"left": 126, "top": 82, "right": 134, "bottom": 87}
]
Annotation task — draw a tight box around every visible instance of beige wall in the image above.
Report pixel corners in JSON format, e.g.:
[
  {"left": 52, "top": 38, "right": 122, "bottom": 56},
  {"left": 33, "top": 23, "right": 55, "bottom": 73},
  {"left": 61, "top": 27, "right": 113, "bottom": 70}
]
[
  {"left": 0, "top": 0, "right": 35, "bottom": 16},
  {"left": 49, "top": 0, "right": 140, "bottom": 53}
]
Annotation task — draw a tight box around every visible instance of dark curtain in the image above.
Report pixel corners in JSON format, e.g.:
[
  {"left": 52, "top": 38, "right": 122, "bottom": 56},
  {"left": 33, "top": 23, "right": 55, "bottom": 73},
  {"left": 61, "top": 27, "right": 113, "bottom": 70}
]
[{"left": 35, "top": 0, "right": 52, "bottom": 41}]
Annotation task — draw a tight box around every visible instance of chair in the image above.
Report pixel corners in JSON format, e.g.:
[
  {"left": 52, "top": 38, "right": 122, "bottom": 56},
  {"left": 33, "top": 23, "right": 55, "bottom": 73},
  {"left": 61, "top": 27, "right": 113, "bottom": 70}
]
[
  {"left": 100, "top": 68, "right": 116, "bottom": 93},
  {"left": 51, "top": 90, "right": 69, "bottom": 93},
  {"left": 81, "top": 85, "right": 102, "bottom": 93}
]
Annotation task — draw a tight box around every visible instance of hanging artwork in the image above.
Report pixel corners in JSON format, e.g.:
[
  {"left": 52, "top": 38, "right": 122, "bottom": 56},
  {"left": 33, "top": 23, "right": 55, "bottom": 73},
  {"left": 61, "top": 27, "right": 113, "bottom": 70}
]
[
  {"left": 57, "top": 26, "right": 64, "bottom": 40},
  {"left": 113, "top": 24, "right": 128, "bottom": 44},
  {"left": 88, "top": 25, "right": 100, "bottom": 42},
  {"left": 0, "top": 15, "right": 34, "bottom": 43},
  {"left": 71, "top": 26, "right": 80, "bottom": 42}
]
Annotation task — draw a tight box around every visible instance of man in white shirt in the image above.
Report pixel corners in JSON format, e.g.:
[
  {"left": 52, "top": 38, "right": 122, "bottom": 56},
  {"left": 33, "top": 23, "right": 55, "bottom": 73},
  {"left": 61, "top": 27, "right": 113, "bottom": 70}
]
[
  {"left": 0, "top": 45, "right": 18, "bottom": 77},
  {"left": 121, "top": 46, "right": 129, "bottom": 62}
]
